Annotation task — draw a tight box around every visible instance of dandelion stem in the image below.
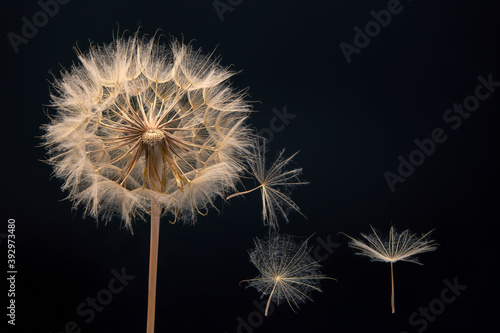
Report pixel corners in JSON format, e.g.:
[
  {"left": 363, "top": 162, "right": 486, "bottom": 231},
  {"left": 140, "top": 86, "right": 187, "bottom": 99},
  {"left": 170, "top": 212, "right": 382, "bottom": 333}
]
[
  {"left": 147, "top": 199, "right": 160, "bottom": 333},
  {"left": 147, "top": 148, "right": 163, "bottom": 333},
  {"left": 265, "top": 280, "right": 278, "bottom": 316},
  {"left": 390, "top": 261, "right": 395, "bottom": 314},
  {"left": 226, "top": 185, "right": 262, "bottom": 200}
]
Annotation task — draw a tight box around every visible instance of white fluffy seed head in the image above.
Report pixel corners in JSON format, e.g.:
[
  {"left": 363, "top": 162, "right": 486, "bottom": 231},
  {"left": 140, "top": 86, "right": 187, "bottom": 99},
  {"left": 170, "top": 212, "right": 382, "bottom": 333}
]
[{"left": 42, "top": 32, "right": 255, "bottom": 230}]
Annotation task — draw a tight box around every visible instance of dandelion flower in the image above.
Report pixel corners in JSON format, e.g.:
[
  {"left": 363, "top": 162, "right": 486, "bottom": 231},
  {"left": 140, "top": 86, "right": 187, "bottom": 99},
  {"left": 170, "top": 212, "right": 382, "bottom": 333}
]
[
  {"left": 241, "top": 233, "right": 334, "bottom": 315},
  {"left": 227, "top": 142, "right": 307, "bottom": 229},
  {"left": 342, "top": 225, "right": 437, "bottom": 313},
  {"left": 43, "top": 33, "right": 253, "bottom": 227},
  {"left": 42, "top": 32, "right": 254, "bottom": 333}
]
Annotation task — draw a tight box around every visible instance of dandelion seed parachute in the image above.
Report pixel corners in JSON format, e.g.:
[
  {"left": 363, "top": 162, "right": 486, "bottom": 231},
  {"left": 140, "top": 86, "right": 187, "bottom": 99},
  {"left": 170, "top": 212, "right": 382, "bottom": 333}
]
[
  {"left": 42, "top": 32, "right": 254, "bottom": 230},
  {"left": 343, "top": 225, "right": 438, "bottom": 313},
  {"left": 242, "top": 234, "right": 334, "bottom": 315},
  {"left": 227, "top": 141, "right": 308, "bottom": 229}
]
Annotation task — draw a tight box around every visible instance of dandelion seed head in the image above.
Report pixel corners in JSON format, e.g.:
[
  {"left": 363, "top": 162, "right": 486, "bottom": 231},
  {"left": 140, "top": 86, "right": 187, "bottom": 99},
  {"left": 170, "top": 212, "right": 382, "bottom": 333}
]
[
  {"left": 42, "top": 32, "right": 254, "bottom": 229},
  {"left": 142, "top": 129, "right": 164, "bottom": 146}
]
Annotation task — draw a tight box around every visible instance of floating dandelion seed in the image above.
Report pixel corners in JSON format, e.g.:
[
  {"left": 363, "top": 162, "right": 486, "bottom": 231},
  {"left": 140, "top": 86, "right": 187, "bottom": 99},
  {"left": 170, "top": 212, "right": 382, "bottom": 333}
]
[
  {"left": 42, "top": 32, "right": 254, "bottom": 333},
  {"left": 342, "top": 225, "right": 437, "bottom": 313},
  {"left": 242, "top": 234, "right": 334, "bottom": 316},
  {"left": 227, "top": 142, "right": 307, "bottom": 229}
]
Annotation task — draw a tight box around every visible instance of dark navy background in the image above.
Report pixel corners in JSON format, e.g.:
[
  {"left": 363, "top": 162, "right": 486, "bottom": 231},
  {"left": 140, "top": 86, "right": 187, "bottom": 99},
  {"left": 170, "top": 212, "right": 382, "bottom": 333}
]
[{"left": 2, "top": 0, "right": 500, "bottom": 332}]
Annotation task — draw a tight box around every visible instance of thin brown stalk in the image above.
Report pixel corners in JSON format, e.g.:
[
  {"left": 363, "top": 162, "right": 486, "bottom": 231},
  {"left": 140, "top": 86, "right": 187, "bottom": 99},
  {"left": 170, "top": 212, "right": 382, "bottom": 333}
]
[
  {"left": 147, "top": 152, "right": 163, "bottom": 333},
  {"left": 146, "top": 198, "right": 160, "bottom": 333},
  {"left": 226, "top": 185, "right": 262, "bottom": 200},
  {"left": 265, "top": 280, "right": 278, "bottom": 316},
  {"left": 390, "top": 261, "right": 395, "bottom": 314}
]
